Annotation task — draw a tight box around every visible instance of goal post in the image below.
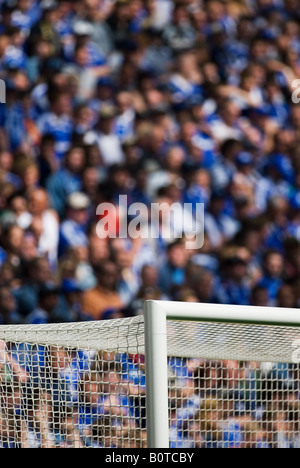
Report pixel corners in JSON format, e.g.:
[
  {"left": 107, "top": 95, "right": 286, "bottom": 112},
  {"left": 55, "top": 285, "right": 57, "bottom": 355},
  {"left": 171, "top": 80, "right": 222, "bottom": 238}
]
[{"left": 144, "top": 300, "right": 300, "bottom": 449}]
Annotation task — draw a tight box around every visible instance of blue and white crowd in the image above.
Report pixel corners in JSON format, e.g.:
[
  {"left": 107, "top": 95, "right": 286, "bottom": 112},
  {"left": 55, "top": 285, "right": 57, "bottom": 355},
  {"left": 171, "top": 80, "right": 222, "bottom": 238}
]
[{"left": 0, "top": 0, "right": 300, "bottom": 448}]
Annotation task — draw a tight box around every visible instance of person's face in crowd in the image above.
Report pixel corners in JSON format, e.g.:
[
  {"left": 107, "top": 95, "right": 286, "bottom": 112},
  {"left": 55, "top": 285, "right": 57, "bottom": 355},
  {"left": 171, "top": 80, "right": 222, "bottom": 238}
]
[
  {"left": 284, "top": 0, "right": 298, "bottom": 12},
  {"left": 30, "top": 216, "right": 44, "bottom": 242},
  {"left": 0, "top": 263, "right": 15, "bottom": 286},
  {"left": 116, "top": 92, "right": 133, "bottom": 114},
  {"left": 230, "top": 259, "right": 248, "bottom": 282},
  {"left": 68, "top": 207, "right": 89, "bottom": 226},
  {"left": 28, "top": 189, "right": 49, "bottom": 216},
  {"left": 39, "top": 291, "right": 58, "bottom": 313},
  {"left": 141, "top": 265, "right": 158, "bottom": 288},
  {"left": 251, "top": 287, "right": 269, "bottom": 307},
  {"left": 6, "top": 225, "right": 24, "bottom": 254},
  {"left": 0, "top": 151, "right": 13, "bottom": 172},
  {"left": 206, "top": 0, "right": 225, "bottom": 21},
  {"left": 180, "top": 121, "right": 197, "bottom": 145},
  {"left": 65, "top": 290, "right": 82, "bottom": 307},
  {"left": 268, "top": 197, "right": 289, "bottom": 226},
  {"left": 18, "top": 0, "right": 32, "bottom": 13},
  {"left": 265, "top": 253, "right": 284, "bottom": 278},
  {"left": 97, "top": 82, "right": 114, "bottom": 102},
  {"left": 194, "top": 169, "right": 211, "bottom": 190},
  {"left": 209, "top": 196, "right": 225, "bottom": 216},
  {"left": 97, "top": 262, "right": 118, "bottom": 291},
  {"left": 220, "top": 101, "right": 240, "bottom": 126},
  {"left": 173, "top": 4, "right": 190, "bottom": 24},
  {"left": 84, "top": 0, "right": 101, "bottom": 20},
  {"left": 223, "top": 360, "right": 241, "bottom": 388},
  {"left": 102, "top": 370, "right": 120, "bottom": 395},
  {"left": 50, "top": 347, "right": 70, "bottom": 370},
  {"left": 89, "top": 236, "right": 110, "bottom": 264},
  {"left": 144, "top": 89, "right": 164, "bottom": 110},
  {"left": 84, "top": 377, "right": 100, "bottom": 405},
  {"left": 9, "top": 195, "right": 28, "bottom": 217},
  {"left": 221, "top": 139, "right": 243, "bottom": 162},
  {"left": 0, "top": 287, "right": 16, "bottom": 315},
  {"left": 56, "top": 0, "right": 73, "bottom": 19},
  {"left": 251, "top": 38, "right": 269, "bottom": 62},
  {"left": 241, "top": 72, "right": 257, "bottom": 92},
  {"left": 242, "top": 230, "right": 262, "bottom": 255},
  {"left": 111, "top": 167, "right": 131, "bottom": 190},
  {"left": 35, "top": 40, "right": 53, "bottom": 59},
  {"left": 148, "top": 125, "right": 165, "bottom": 152},
  {"left": 86, "top": 144, "right": 103, "bottom": 167},
  {"left": 75, "top": 45, "right": 89, "bottom": 67},
  {"left": 114, "top": 249, "right": 133, "bottom": 269},
  {"left": 40, "top": 137, "right": 56, "bottom": 159},
  {"left": 277, "top": 285, "right": 296, "bottom": 308},
  {"left": 178, "top": 52, "right": 199, "bottom": 78},
  {"left": 76, "top": 105, "right": 94, "bottom": 128},
  {"left": 30, "top": 258, "right": 52, "bottom": 284},
  {"left": 190, "top": 7, "right": 207, "bottom": 30},
  {"left": 129, "top": 0, "right": 143, "bottom": 18},
  {"left": 0, "top": 35, "right": 9, "bottom": 57},
  {"left": 22, "top": 164, "right": 39, "bottom": 190},
  {"left": 82, "top": 167, "right": 99, "bottom": 198},
  {"left": 52, "top": 93, "right": 72, "bottom": 116},
  {"left": 19, "top": 234, "right": 38, "bottom": 262},
  {"left": 165, "top": 147, "right": 185, "bottom": 174},
  {"left": 275, "top": 129, "right": 294, "bottom": 153},
  {"left": 202, "top": 62, "right": 220, "bottom": 85},
  {"left": 291, "top": 106, "right": 300, "bottom": 130},
  {"left": 99, "top": 116, "right": 114, "bottom": 135},
  {"left": 168, "top": 243, "right": 188, "bottom": 269},
  {"left": 65, "top": 147, "right": 85, "bottom": 174},
  {"left": 195, "top": 272, "right": 214, "bottom": 301}
]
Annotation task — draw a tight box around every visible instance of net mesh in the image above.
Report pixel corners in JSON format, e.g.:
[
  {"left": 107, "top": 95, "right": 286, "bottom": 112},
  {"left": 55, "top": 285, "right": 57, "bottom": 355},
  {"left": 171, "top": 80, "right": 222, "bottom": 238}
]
[{"left": 0, "top": 315, "right": 300, "bottom": 448}]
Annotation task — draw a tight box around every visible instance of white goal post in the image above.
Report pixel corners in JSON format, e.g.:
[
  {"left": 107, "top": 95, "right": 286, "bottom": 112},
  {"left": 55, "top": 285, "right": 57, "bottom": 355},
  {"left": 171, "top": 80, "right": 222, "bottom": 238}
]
[{"left": 144, "top": 300, "right": 300, "bottom": 449}]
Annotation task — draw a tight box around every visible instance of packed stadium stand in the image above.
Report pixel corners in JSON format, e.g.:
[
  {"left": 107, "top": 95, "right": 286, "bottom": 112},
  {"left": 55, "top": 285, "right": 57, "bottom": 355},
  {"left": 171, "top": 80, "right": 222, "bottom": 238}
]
[{"left": 0, "top": 0, "right": 300, "bottom": 448}]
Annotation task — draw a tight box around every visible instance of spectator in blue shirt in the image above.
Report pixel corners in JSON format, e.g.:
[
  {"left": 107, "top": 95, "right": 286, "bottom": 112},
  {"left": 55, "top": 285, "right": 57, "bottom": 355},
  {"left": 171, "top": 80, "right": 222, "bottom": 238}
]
[
  {"left": 37, "top": 90, "right": 74, "bottom": 161},
  {"left": 256, "top": 250, "right": 285, "bottom": 306},
  {"left": 46, "top": 145, "right": 85, "bottom": 217},
  {"left": 58, "top": 191, "right": 90, "bottom": 257}
]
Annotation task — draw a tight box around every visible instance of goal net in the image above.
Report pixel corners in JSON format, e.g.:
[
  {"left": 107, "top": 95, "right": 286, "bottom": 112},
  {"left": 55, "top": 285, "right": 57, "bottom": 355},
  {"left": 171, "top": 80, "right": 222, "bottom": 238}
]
[{"left": 0, "top": 302, "right": 300, "bottom": 448}]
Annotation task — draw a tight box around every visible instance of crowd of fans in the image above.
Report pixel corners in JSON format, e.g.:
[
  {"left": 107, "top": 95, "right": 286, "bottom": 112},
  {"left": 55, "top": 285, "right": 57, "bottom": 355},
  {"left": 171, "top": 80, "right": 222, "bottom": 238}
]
[
  {"left": 0, "top": 0, "right": 300, "bottom": 324},
  {"left": 0, "top": 0, "right": 300, "bottom": 449}
]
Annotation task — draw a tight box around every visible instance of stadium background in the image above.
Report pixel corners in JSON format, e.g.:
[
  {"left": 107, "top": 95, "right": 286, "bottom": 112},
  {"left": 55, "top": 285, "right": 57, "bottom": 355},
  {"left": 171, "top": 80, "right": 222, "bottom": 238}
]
[{"left": 0, "top": 0, "right": 300, "bottom": 448}]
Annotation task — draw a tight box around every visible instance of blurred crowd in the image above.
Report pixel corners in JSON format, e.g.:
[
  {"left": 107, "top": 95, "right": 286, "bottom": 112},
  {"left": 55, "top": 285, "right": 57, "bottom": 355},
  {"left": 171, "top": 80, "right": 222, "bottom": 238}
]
[
  {"left": 0, "top": 0, "right": 300, "bottom": 324},
  {"left": 1, "top": 0, "right": 300, "bottom": 450}
]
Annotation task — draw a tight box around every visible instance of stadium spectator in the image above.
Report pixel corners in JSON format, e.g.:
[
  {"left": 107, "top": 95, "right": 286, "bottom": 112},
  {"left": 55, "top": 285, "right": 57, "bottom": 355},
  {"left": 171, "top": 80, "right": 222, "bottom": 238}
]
[
  {"left": 81, "top": 260, "right": 123, "bottom": 320},
  {"left": 25, "top": 282, "right": 61, "bottom": 324}
]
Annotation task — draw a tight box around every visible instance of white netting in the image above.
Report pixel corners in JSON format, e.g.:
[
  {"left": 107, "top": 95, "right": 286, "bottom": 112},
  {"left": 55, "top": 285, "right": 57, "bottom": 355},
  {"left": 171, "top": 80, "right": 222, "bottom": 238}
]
[{"left": 0, "top": 316, "right": 300, "bottom": 448}]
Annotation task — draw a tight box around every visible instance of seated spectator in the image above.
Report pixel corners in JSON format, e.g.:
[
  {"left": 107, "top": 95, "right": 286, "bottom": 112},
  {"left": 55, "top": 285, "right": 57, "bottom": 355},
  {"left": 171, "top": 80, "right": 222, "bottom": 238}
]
[
  {"left": 13, "top": 256, "right": 52, "bottom": 318},
  {"left": 84, "top": 105, "right": 125, "bottom": 166},
  {"left": 158, "top": 240, "right": 190, "bottom": 295},
  {"left": 58, "top": 192, "right": 91, "bottom": 257},
  {"left": 46, "top": 145, "right": 86, "bottom": 218},
  {"left": 256, "top": 250, "right": 285, "bottom": 306},
  {"left": 37, "top": 90, "right": 74, "bottom": 161},
  {"left": 25, "top": 282, "right": 62, "bottom": 324},
  {"left": 81, "top": 261, "right": 123, "bottom": 320},
  {"left": 215, "top": 255, "right": 251, "bottom": 305},
  {"left": 0, "top": 285, "right": 20, "bottom": 324},
  {"left": 60, "top": 278, "right": 92, "bottom": 322}
]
